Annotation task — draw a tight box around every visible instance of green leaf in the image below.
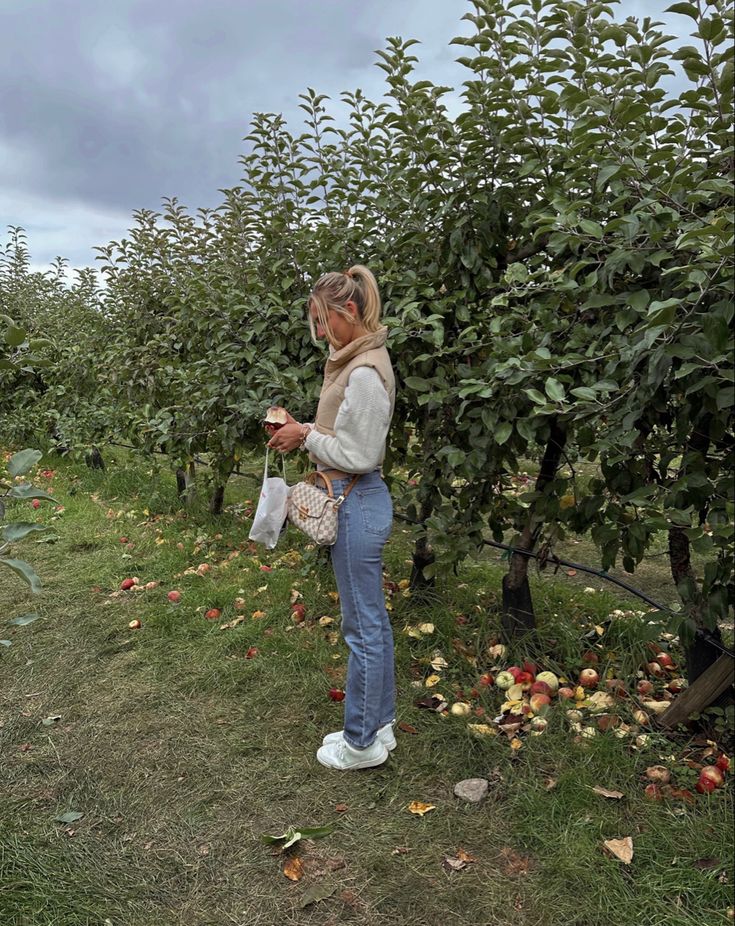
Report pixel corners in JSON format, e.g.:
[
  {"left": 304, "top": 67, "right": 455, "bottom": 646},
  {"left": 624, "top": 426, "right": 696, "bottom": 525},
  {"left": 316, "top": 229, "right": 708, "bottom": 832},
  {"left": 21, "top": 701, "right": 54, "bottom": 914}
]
[
  {"left": 4, "top": 325, "right": 26, "bottom": 347},
  {"left": 300, "top": 883, "right": 338, "bottom": 908},
  {"left": 7, "top": 613, "right": 41, "bottom": 626},
  {"left": 7, "top": 485, "right": 58, "bottom": 502},
  {"left": 524, "top": 388, "right": 547, "bottom": 406},
  {"left": 545, "top": 378, "right": 566, "bottom": 403},
  {"left": 2, "top": 523, "right": 49, "bottom": 542},
  {"left": 495, "top": 422, "right": 513, "bottom": 446},
  {"left": 404, "top": 377, "right": 431, "bottom": 393},
  {"left": 0, "top": 558, "right": 42, "bottom": 593},
  {"left": 0, "top": 640, "right": 12, "bottom": 647},
  {"left": 8, "top": 449, "right": 43, "bottom": 478},
  {"left": 55, "top": 811, "right": 83, "bottom": 824},
  {"left": 571, "top": 387, "right": 597, "bottom": 401},
  {"left": 665, "top": 2, "right": 699, "bottom": 19}
]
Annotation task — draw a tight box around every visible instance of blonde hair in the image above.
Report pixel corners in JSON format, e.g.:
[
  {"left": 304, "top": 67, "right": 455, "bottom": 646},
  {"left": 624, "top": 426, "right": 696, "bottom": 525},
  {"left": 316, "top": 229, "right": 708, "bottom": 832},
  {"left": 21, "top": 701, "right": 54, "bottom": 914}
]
[{"left": 308, "top": 264, "right": 382, "bottom": 348}]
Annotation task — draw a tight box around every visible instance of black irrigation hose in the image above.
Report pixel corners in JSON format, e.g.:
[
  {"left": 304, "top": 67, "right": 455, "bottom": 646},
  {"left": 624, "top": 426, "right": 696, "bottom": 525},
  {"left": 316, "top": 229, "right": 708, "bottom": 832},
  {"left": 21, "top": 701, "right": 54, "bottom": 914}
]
[{"left": 392, "top": 510, "right": 735, "bottom": 661}]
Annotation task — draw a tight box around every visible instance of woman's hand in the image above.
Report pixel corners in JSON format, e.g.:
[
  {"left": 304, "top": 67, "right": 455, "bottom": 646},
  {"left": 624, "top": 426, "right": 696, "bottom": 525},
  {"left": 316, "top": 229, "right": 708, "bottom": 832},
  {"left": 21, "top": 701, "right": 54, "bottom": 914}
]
[{"left": 267, "top": 421, "right": 305, "bottom": 453}]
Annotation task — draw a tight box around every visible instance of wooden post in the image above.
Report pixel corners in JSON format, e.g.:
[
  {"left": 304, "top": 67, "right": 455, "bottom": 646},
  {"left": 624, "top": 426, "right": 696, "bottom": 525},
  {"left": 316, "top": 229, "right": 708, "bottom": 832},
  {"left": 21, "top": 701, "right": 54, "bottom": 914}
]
[{"left": 657, "top": 654, "right": 734, "bottom": 729}]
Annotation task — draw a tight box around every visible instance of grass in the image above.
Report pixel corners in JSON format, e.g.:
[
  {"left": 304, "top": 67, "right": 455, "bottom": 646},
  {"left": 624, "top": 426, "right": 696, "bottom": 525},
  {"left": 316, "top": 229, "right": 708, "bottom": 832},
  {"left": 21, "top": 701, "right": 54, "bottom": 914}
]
[{"left": 1, "top": 449, "right": 733, "bottom": 926}]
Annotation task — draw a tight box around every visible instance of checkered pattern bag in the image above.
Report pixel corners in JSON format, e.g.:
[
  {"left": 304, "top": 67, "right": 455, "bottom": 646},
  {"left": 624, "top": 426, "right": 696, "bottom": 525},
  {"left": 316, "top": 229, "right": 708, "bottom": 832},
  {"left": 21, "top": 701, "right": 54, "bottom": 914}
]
[{"left": 287, "top": 471, "right": 359, "bottom": 546}]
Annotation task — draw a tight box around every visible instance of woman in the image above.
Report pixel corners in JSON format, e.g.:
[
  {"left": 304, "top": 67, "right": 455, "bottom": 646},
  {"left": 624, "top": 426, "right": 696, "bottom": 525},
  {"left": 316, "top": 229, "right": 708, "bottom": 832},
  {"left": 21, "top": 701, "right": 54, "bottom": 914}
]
[{"left": 266, "top": 265, "right": 396, "bottom": 771}]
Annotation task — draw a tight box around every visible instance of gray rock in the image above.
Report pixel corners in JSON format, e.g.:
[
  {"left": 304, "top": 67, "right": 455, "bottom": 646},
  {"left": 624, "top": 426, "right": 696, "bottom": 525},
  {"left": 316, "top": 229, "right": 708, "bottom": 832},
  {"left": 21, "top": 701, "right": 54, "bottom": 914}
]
[{"left": 453, "top": 778, "right": 489, "bottom": 803}]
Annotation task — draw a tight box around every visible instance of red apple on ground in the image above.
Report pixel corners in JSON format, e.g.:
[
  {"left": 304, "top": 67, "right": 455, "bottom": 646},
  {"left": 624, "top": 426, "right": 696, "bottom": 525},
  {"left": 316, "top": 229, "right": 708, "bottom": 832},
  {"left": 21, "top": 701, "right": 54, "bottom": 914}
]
[
  {"left": 715, "top": 754, "right": 730, "bottom": 773},
  {"left": 657, "top": 652, "right": 675, "bottom": 670},
  {"left": 582, "top": 650, "right": 599, "bottom": 665},
  {"left": 291, "top": 603, "right": 306, "bottom": 622},
  {"left": 699, "top": 766, "right": 724, "bottom": 789},
  {"left": 119, "top": 537, "right": 129, "bottom": 544},
  {"left": 529, "top": 693, "right": 551, "bottom": 713},
  {"left": 535, "top": 671, "right": 559, "bottom": 693},
  {"left": 245, "top": 646, "right": 259, "bottom": 659},
  {"left": 128, "top": 619, "right": 142, "bottom": 630},
  {"left": 507, "top": 666, "right": 522, "bottom": 681},
  {"left": 644, "top": 783, "right": 663, "bottom": 800},
  {"left": 205, "top": 608, "right": 222, "bottom": 620},
  {"left": 637, "top": 679, "right": 654, "bottom": 696},
  {"left": 479, "top": 673, "right": 494, "bottom": 687},
  {"left": 647, "top": 661, "right": 664, "bottom": 678},
  {"left": 606, "top": 679, "right": 628, "bottom": 697},
  {"left": 515, "top": 671, "right": 534, "bottom": 686},
  {"left": 120, "top": 578, "right": 136, "bottom": 590},
  {"left": 167, "top": 590, "right": 181, "bottom": 603},
  {"left": 579, "top": 668, "right": 599, "bottom": 688},
  {"left": 530, "top": 680, "right": 552, "bottom": 697},
  {"left": 558, "top": 687, "right": 575, "bottom": 700},
  {"left": 32, "top": 499, "right": 41, "bottom": 509},
  {"left": 522, "top": 660, "right": 537, "bottom": 677},
  {"left": 328, "top": 688, "right": 345, "bottom": 702}
]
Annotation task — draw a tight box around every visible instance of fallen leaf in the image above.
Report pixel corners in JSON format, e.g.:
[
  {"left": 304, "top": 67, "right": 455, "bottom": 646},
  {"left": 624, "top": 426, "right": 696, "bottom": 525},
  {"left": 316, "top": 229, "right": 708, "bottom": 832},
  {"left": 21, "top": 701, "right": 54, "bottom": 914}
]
[
  {"left": 603, "top": 836, "right": 634, "bottom": 865},
  {"left": 425, "top": 674, "right": 442, "bottom": 688},
  {"left": 55, "top": 811, "right": 83, "bottom": 824},
  {"left": 300, "top": 882, "right": 337, "bottom": 908},
  {"left": 467, "top": 723, "right": 497, "bottom": 738},
  {"left": 398, "top": 722, "right": 418, "bottom": 735},
  {"left": 335, "top": 803, "right": 349, "bottom": 813},
  {"left": 544, "top": 777, "right": 558, "bottom": 790},
  {"left": 592, "top": 786, "right": 624, "bottom": 800},
  {"left": 283, "top": 857, "right": 304, "bottom": 881},
  {"left": 407, "top": 801, "right": 436, "bottom": 817},
  {"left": 499, "top": 847, "right": 531, "bottom": 876},
  {"left": 261, "top": 824, "right": 334, "bottom": 851},
  {"left": 251, "top": 610, "right": 267, "bottom": 620},
  {"left": 418, "top": 622, "right": 435, "bottom": 635},
  {"left": 510, "top": 737, "right": 523, "bottom": 751},
  {"left": 392, "top": 846, "right": 411, "bottom": 855}
]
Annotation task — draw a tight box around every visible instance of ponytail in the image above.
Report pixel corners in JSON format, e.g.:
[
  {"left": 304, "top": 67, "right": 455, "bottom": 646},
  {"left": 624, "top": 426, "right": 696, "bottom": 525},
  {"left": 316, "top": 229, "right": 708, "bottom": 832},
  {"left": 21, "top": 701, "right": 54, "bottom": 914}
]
[{"left": 308, "top": 263, "right": 383, "bottom": 348}]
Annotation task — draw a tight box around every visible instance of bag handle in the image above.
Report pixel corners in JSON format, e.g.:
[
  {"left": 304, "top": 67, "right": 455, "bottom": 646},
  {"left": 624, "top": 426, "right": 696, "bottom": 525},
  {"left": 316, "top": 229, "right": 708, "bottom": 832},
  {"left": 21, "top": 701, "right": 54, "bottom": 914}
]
[
  {"left": 264, "top": 446, "right": 287, "bottom": 480},
  {"left": 306, "top": 470, "right": 360, "bottom": 506}
]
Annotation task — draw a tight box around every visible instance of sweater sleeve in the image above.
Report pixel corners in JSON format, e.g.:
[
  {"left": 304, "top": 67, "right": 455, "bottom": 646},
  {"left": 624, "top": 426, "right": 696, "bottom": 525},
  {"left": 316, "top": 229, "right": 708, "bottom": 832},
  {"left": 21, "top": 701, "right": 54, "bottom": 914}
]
[{"left": 304, "top": 366, "right": 391, "bottom": 473}]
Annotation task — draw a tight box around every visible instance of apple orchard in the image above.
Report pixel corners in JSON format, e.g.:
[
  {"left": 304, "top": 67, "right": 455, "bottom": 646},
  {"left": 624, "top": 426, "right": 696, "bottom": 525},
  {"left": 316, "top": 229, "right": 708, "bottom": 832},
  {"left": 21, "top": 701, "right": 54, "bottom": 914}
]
[{"left": 1, "top": 0, "right": 733, "bottom": 698}]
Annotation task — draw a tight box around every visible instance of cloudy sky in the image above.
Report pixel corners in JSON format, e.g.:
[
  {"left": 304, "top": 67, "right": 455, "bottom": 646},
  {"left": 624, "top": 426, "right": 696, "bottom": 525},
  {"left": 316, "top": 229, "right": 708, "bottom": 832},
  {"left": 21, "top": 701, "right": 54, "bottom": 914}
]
[{"left": 1, "top": 0, "right": 691, "bottom": 275}]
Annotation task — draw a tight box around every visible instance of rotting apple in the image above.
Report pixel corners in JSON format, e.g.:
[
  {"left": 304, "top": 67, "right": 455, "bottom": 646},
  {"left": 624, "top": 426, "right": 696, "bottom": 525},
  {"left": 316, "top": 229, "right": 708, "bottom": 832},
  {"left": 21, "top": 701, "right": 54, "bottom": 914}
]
[
  {"left": 645, "top": 765, "right": 671, "bottom": 784},
  {"left": 205, "top": 608, "right": 222, "bottom": 621},
  {"left": 478, "top": 673, "right": 494, "bottom": 687},
  {"left": 529, "top": 693, "right": 551, "bottom": 713},
  {"left": 582, "top": 650, "right": 599, "bottom": 665},
  {"left": 535, "top": 671, "right": 559, "bottom": 693},
  {"left": 530, "top": 680, "right": 552, "bottom": 697},
  {"left": 647, "top": 661, "right": 664, "bottom": 678},
  {"left": 128, "top": 619, "right": 142, "bottom": 630},
  {"left": 715, "top": 754, "right": 730, "bottom": 773},
  {"left": 657, "top": 652, "right": 675, "bottom": 670},
  {"left": 579, "top": 668, "right": 599, "bottom": 688},
  {"left": 328, "top": 688, "right": 345, "bottom": 702},
  {"left": 644, "top": 783, "right": 663, "bottom": 800},
  {"left": 698, "top": 766, "right": 724, "bottom": 789},
  {"left": 558, "top": 687, "right": 575, "bottom": 700},
  {"left": 495, "top": 671, "right": 516, "bottom": 690},
  {"left": 167, "top": 590, "right": 182, "bottom": 603},
  {"left": 637, "top": 679, "right": 655, "bottom": 696}
]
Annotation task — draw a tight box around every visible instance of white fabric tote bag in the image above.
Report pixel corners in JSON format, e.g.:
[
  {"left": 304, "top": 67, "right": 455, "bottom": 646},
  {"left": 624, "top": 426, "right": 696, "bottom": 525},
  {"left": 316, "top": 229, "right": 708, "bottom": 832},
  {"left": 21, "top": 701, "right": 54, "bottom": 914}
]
[{"left": 248, "top": 448, "right": 289, "bottom": 550}]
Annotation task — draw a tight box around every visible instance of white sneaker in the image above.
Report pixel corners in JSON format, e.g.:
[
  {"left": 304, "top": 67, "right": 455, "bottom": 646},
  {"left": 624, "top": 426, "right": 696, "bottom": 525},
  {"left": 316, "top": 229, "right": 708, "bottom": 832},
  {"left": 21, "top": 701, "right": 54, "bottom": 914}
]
[
  {"left": 316, "top": 734, "right": 389, "bottom": 770},
  {"left": 322, "top": 723, "right": 397, "bottom": 751}
]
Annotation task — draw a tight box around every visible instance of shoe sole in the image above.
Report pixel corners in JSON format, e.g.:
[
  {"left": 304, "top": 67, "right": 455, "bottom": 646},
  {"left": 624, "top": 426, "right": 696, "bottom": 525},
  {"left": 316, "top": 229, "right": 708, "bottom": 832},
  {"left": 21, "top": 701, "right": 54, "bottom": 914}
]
[
  {"left": 322, "top": 733, "right": 397, "bottom": 751},
  {"left": 316, "top": 746, "right": 390, "bottom": 770}
]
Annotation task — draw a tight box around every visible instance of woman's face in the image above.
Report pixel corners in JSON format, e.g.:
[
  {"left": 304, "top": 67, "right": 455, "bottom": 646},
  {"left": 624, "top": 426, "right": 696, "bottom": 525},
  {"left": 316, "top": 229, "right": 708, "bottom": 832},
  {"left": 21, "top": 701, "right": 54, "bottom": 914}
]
[{"left": 310, "top": 300, "right": 360, "bottom": 348}]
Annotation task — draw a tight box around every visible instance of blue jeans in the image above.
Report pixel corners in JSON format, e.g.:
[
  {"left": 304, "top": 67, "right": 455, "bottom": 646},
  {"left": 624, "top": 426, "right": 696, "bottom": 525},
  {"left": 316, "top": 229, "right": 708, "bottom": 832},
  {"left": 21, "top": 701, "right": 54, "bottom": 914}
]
[{"left": 325, "top": 469, "right": 395, "bottom": 749}]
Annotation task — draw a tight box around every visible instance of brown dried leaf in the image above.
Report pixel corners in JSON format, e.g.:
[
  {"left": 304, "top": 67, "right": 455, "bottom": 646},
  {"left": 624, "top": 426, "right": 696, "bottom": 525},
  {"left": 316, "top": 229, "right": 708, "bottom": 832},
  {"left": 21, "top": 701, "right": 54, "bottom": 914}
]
[
  {"left": 283, "top": 857, "right": 304, "bottom": 881},
  {"left": 592, "top": 786, "right": 625, "bottom": 800},
  {"left": 335, "top": 803, "right": 349, "bottom": 813},
  {"left": 407, "top": 801, "right": 436, "bottom": 817},
  {"left": 603, "top": 837, "right": 634, "bottom": 865},
  {"left": 398, "top": 721, "right": 418, "bottom": 735},
  {"left": 499, "top": 847, "right": 531, "bottom": 877}
]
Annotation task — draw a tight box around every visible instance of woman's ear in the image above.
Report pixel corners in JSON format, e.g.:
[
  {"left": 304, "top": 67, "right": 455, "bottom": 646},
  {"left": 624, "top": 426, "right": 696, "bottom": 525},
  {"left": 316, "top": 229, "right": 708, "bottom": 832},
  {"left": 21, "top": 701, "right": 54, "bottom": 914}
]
[{"left": 344, "top": 299, "right": 359, "bottom": 320}]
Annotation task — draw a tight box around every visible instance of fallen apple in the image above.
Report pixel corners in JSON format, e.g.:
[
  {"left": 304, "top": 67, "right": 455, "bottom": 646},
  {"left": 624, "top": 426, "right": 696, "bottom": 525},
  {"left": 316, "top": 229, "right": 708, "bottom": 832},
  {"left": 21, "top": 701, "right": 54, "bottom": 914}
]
[
  {"left": 696, "top": 773, "right": 718, "bottom": 794},
  {"left": 291, "top": 603, "right": 306, "bottom": 622},
  {"left": 582, "top": 650, "right": 599, "bottom": 665},
  {"left": 31, "top": 499, "right": 41, "bottom": 510},
  {"left": 128, "top": 619, "right": 142, "bottom": 630},
  {"left": 647, "top": 661, "right": 664, "bottom": 678},
  {"left": 667, "top": 677, "right": 687, "bottom": 694},
  {"left": 328, "top": 688, "right": 345, "bottom": 702},
  {"left": 579, "top": 668, "right": 599, "bottom": 688},
  {"left": 515, "top": 671, "right": 534, "bottom": 686},
  {"left": 535, "top": 671, "right": 559, "bottom": 693},
  {"left": 522, "top": 660, "right": 537, "bottom": 677},
  {"left": 644, "top": 783, "right": 663, "bottom": 800},
  {"left": 698, "top": 766, "right": 724, "bottom": 789},
  {"left": 715, "top": 754, "right": 730, "bottom": 773},
  {"left": 205, "top": 608, "right": 222, "bottom": 620},
  {"left": 530, "top": 680, "right": 552, "bottom": 697},
  {"left": 167, "top": 590, "right": 181, "bottom": 603},
  {"left": 234, "top": 597, "right": 246, "bottom": 610},
  {"left": 632, "top": 709, "right": 650, "bottom": 726},
  {"left": 558, "top": 687, "right": 575, "bottom": 700},
  {"left": 478, "top": 673, "right": 494, "bottom": 687},
  {"left": 657, "top": 652, "right": 675, "bottom": 670},
  {"left": 119, "top": 537, "right": 129, "bottom": 544},
  {"left": 637, "top": 679, "right": 654, "bottom": 696},
  {"left": 495, "top": 671, "right": 516, "bottom": 690},
  {"left": 245, "top": 646, "right": 259, "bottom": 659},
  {"left": 529, "top": 693, "right": 551, "bottom": 713},
  {"left": 450, "top": 702, "right": 471, "bottom": 717},
  {"left": 120, "top": 578, "right": 136, "bottom": 591},
  {"left": 507, "top": 666, "right": 522, "bottom": 681},
  {"left": 645, "top": 765, "right": 671, "bottom": 784}
]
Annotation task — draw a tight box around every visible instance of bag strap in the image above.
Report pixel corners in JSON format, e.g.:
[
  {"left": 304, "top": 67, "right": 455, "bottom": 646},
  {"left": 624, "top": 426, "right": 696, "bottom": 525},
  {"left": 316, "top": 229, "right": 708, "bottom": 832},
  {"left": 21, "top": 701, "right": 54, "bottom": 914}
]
[
  {"left": 264, "top": 446, "right": 287, "bottom": 480},
  {"left": 306, "top": 470, "right": 360, "bottom": 505}
]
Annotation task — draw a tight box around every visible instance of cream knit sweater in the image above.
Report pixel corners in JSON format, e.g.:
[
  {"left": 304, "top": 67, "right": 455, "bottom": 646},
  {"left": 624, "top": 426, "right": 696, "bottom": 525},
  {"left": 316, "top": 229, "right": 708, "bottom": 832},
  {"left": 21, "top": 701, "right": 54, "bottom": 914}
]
[{"left": 304, "top": 366, "right": 392, "bottom": 473}]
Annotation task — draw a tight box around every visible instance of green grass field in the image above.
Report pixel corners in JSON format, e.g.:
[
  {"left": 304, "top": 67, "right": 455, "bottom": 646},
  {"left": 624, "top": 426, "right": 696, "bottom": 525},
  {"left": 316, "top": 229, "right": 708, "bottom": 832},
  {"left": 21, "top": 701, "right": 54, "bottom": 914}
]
[{"left": 1, "top": 450, "right": 733, "bottom": 926}]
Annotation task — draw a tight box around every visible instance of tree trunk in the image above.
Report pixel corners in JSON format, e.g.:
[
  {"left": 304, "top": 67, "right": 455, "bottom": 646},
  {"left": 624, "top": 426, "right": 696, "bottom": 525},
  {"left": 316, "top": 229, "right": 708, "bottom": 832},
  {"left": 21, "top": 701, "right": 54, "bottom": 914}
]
[
  {"left": 85, "top": 446, "right": 105, "bottom": 470},
  {"left": 176, "top": 466, "right": 187, "bottom": 499},
  {"left": 668, "top": 417, "right": 723, "bottom": 685},
  {"left": 410, "top": 496, "right": 435, "bottom": 591},
  {"left": 208, "top": 457, "right": 234, "bottom": 516},
  {"left": 668, "top": 524, "right": 725, "bottom": 684},
  {"left": 502, "top": 418, "right": 567, "bottom": 640}
]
